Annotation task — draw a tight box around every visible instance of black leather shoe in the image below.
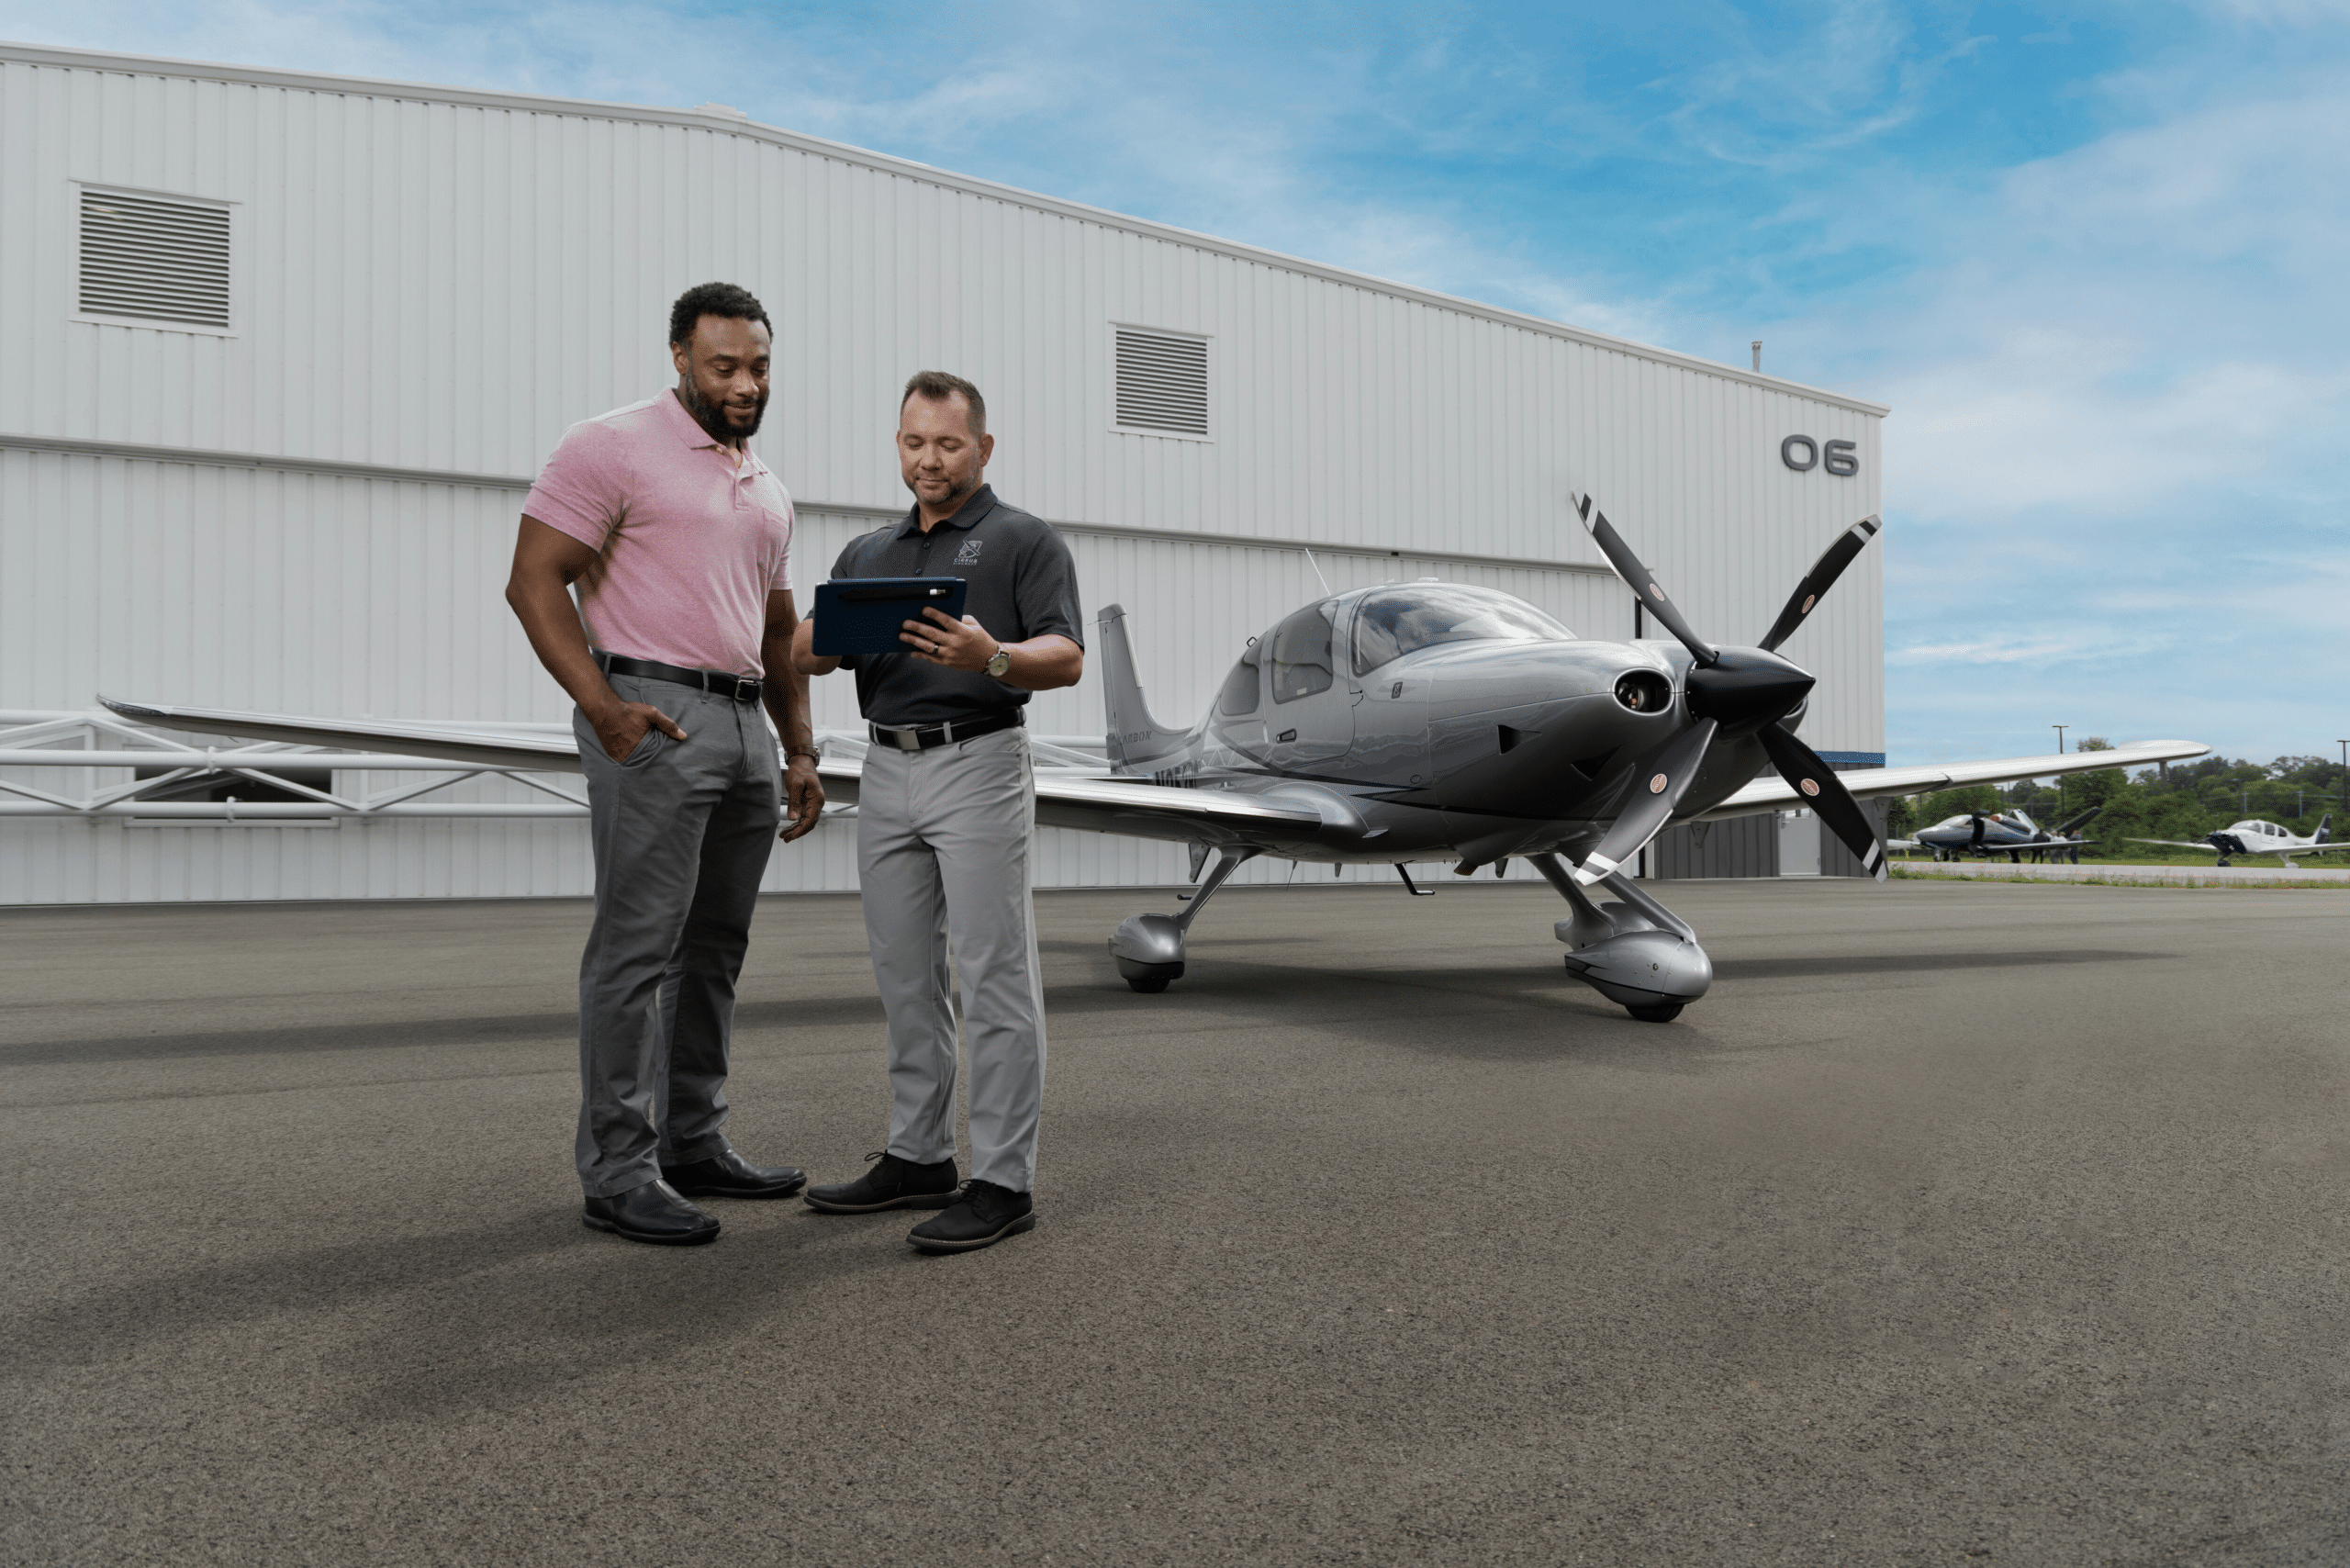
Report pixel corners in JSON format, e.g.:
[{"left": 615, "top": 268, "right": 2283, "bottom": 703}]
[
  {"left": 803, "top": 1151, "right": 959, "bottom": 1214},
  {"left": 660, "top": 1148, "right": 808, "bottom": 1199},
  {"left": 908, "top": 1180, "right": 1035, "bottom": 1253},
  {"left": 582, "top": 1179, "right": 721, "bottom": 1246}
]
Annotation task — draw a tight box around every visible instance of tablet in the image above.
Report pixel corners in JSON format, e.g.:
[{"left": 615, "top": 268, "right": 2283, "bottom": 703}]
[{"left": 810, "top": 577, "right": 969, "bottom": 657}]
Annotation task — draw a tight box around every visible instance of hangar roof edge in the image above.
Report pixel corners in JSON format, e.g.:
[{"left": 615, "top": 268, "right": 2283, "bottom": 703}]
[{"left": 1, "top": 39, "right": 1892, "bottom": 419}]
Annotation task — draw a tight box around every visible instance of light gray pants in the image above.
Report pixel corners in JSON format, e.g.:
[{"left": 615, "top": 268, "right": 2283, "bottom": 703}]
[
  {"left": 573, "top": 674, "right": 780, "bottom": 1197},
  {"left": 856, "top": 724, "right": 1046, "bottom": 1193}
]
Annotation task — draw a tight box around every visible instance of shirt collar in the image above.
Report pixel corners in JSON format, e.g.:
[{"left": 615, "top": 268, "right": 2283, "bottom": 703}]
[
  {"left": 897, "top": 484, "right": 999, "bottom": 539},
  {"left": 661, "top": 388, "right": 768, "bottom": 474}
]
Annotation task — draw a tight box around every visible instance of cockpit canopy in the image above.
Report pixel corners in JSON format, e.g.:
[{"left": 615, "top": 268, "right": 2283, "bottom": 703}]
[
  {"left": 1215, "top": 585, "right": 1578, "bottom": 717},
  {"left": 1349, "top": 585, "right": 1574, "bottom": 677},
  {"left": 2243, "top": 820, "right": 2285, "bottom": 836}
]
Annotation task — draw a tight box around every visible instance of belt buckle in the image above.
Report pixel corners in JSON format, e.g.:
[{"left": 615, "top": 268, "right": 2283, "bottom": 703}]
[
  {"left": 733, "top": 676, "right": 760, "bottom": 703},
  {"left": 878, "top": 725, "right": 923, "bottom": 751}
]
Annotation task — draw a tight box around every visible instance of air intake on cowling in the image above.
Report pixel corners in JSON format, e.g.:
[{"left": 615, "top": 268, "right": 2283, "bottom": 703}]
[{"left": 79, "top": 190, "right": 231, "bottom": 330}]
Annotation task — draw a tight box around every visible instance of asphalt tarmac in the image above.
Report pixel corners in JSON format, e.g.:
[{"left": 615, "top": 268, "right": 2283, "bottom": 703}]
[{"left": 5, "top": 879, "right": 2348, "bottom": 1567}]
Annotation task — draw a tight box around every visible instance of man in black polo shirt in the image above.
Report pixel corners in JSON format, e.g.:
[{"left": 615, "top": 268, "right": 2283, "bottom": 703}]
[{"left": 792, "top": 370, "right": 1083, "bottom": 1252}]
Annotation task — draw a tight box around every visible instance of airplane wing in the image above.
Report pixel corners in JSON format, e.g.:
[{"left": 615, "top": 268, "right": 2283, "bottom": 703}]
[
  {"left": 2124, "top": 838, "right": 2219, "bottom": 852},
  {"left": 1693, "top": 739, "right": 2210, "bottom": 821},
  {"left": 98, "top": 697, "right": 1326, "bottom": 848},
  {"left": 99, "top": 700, "right": 2211, "bottom": 859},
  {"left": 1030, "top": 778, "right": 1326, "bottom": 846},
  {"left": 100, "top": 698, "right": 584, "bottom": 772}
]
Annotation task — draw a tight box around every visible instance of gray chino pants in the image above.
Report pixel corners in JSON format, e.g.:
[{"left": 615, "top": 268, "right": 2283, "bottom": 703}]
[
  {"left": 573, "top": 674, "right": 781, "bottom": 1197},
  {"left": 857, "top": 724, "right": 1046, "bottom": 1193}
]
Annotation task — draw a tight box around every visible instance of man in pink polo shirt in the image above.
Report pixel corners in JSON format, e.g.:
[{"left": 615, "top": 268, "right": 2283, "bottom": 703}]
[{"left": 505, "top": 282, "right": 824, "bottom": 1247}]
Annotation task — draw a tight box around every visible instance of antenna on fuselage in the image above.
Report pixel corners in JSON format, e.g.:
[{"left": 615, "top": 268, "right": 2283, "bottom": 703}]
[{"left": 1301, "top": 548, "right": 1333, "bottom": 598}]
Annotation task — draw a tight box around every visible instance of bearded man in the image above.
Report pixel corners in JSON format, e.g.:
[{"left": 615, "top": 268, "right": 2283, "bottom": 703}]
[
  {"left": 793, "top": 371, "right": 1083, "bottom": 1253},
  {"left": 505, "top": 282, "right": 824, "bottom": 1246}
]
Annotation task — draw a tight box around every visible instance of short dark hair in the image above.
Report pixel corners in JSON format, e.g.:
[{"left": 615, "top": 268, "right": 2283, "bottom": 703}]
[
  {"left": 901, "top": 369, "right": 986, "bottom": 436},
  {"left": 668, "top": 282, "right": 772, "bottom": 350}
]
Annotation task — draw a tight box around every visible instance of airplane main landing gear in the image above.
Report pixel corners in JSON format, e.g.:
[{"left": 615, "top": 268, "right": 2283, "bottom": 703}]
[
  {"left": 1527, "top": 853, "right": 1714, "bottom": 1023},
  {"left": 1108, "top": 848, "right": 1259, "bottom": 991}
]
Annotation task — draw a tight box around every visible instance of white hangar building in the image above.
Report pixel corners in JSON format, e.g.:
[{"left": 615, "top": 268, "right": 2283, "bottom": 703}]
[{"left": 0, "top": 41, "right": 1887, "bottom": 905}]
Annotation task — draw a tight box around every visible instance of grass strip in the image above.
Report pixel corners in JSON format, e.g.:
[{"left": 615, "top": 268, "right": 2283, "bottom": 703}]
[{"left": 1887, "top": 868, "right": 2350, "bottom": 892}]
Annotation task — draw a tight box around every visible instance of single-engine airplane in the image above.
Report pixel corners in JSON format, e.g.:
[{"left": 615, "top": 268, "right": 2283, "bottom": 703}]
[
  {"left": 103, "top": 495, "right": 2210, "bottom": 1023},
  {"left": 1905, "top": 806, "right": 2101, "bottom": 863},
  {"left": 2130, "top": 815, "right": 2340, "bottom": 868}
]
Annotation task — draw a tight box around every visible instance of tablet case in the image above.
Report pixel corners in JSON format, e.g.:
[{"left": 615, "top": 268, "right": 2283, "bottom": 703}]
[{"left": 811, "top": 577, "right": 969, "bottom": 656}]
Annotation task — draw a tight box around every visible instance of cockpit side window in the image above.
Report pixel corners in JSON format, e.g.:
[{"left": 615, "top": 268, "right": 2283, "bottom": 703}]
[
  {"left": 1270, "top": 603, "right": 1337, "bottom": 704},
  {"left": 1217, "top": 647, "right": 1260, "bottom": 716},
  {"left": 1350, "top": 585, "right": 1574, "bottom": 677}
]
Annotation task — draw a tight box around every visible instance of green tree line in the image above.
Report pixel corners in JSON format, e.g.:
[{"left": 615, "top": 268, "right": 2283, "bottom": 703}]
[{"left": 1883, "top": 744, "right": 2350, "bottom": 857}]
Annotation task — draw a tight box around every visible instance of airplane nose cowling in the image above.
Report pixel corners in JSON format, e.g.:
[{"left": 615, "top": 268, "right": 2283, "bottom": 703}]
[{"left": 1684, "top": 646, "right": 1815, "bottom": 730}]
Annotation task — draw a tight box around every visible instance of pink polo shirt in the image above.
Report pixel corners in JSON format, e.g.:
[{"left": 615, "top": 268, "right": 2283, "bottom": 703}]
[{"left": 523, "top": 390, "right": 794, "bottom": 678}]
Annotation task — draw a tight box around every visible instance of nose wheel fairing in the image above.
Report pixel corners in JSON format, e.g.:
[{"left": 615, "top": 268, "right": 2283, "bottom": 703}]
[{"left": 1528, "top": 853, "right": 1713, "bottom": 1021}]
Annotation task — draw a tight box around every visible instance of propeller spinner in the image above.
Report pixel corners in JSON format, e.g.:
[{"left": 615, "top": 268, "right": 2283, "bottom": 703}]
[{"left": 1572, "top": 494, "right": 1886, "bottom": 886}]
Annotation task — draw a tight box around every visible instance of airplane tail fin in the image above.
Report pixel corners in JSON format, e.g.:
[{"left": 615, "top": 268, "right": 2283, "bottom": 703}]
[
  {"left": 2055, "top": 804, "right": 2104, "bottom": 838},
  {"left": 1096, "top": 604, "right": 1192, "bottom": 775},
  {"left": 2318, "top": 813, "right": 2333, "bottom": 844}
]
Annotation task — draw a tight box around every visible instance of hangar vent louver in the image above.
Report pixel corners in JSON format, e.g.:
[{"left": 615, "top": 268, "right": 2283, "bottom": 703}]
[
  {"left": 78, "top": 190, "right": 232, "bottom": 330},
  {"left": 1113, "top": 327, "right": 1210, "bottom": 438}
]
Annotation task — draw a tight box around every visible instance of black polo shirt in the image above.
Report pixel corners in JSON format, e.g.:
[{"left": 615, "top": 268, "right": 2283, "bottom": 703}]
[{"left": 828, "top": 484, "right": 1084, "bottom": 725}]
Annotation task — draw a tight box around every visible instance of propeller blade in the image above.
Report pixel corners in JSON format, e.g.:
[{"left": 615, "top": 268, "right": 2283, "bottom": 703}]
[
  {"left": 1573, "top": 719, "right": 1719, "bottom": 886},
  {"left": 1572, "top": 491, "right": 1718, "bottom": 667},
  {"left": 1757, "top": 515, "right": 1880, "bottom": 653},
  {"left": 1756, "top": 722, "right": 1887, "bottom": 882}
]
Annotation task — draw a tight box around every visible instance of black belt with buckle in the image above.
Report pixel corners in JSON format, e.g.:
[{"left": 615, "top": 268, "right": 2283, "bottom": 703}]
[
  {"left": 867, "top": 710, "right": 1024, "bottom": 752},
  {"left": 595, "top": 651, "right": 762, "bottom": 703}
]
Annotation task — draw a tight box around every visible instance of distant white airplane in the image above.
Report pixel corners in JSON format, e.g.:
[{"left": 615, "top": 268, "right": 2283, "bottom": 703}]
[{"left": 2129, "top": 815, "right": 2341, "bottom": 868}]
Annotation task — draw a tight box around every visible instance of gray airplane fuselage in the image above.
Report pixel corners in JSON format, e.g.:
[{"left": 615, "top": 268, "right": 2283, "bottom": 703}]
[{"left": 1107, "top": 583, "right": 1799, "bottom": 868}]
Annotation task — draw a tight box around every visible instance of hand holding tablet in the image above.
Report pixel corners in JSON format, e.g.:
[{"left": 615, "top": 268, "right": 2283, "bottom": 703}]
[{"left": 810, "top": 577, "right": 969, "bottom": 656}]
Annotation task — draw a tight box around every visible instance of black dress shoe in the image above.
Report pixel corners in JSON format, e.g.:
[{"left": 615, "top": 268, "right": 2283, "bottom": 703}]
[
  {"left": 583, "top": 1179, "right": 721, "bottom": 1246},
  {"left": 803, "top": 1151, "right": 959, "bottom": 1214},
  {"left": 908, "top": 1180, "right": 1035, "bottom": 1253},
  {"left": 660, "top": 1148, "right": 808, "bottom": 1199}
]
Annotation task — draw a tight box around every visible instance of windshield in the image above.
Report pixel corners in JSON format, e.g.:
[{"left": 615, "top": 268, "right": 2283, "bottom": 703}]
[{"left": 1350, "top": 586, "right": 1574, "bottom": 677}]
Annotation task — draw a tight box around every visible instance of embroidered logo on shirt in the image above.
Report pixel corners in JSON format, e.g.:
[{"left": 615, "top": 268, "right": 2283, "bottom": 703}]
[{"left": 954, "top": 537, "right": 985, "bottom": 566}]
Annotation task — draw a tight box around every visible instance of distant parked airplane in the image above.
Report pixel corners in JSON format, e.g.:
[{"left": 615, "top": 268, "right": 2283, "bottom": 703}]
[
  {"left": 1898, "top": 806, "right": 2100, "bottom": 864},
  {"left": 2130, "top": 815, "right": 2342, "bottom": 868}
]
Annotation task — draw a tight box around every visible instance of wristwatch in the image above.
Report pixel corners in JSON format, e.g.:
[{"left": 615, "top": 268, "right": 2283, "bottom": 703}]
[
  {"left": 984, "top": 644, "right": 1013, "bottom": 679},
  {"left": 786, "top": 742, "right": 824, "bottom": 762}
]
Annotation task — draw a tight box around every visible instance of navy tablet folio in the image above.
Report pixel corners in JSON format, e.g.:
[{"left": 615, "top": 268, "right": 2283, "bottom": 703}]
[{"left": 811, "top": 577, "right": 969, "bottom": 656}]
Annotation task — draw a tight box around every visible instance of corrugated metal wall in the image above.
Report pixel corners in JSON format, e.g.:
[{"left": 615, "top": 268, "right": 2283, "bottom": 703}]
[
  {"left": 0, "top": 44, "right": 1886, "bottom": 904},
  {"left": 1651, "top": 816, "right": 1780, "bottom": 880}
]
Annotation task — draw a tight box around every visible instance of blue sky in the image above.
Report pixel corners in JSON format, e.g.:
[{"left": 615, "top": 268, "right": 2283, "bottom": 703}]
[{"left": 7, "top": 1, "right": 2345, "bottom": 767}]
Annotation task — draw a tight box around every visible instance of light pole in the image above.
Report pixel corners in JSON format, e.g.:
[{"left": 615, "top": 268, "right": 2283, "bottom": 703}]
[
  {"left": 2339, "top": 740, "right": 2347, "bottom": 824},
  {"left": 2053, "top": 725, "right": 2067, "bottom": 817}
]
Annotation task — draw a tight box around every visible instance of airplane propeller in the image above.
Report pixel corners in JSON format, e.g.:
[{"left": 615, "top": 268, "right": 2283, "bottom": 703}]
[
  {"left": 1573, "top": 719, "right": 1718, "bottom": 884},
  {"left": 1572, "top": 493, "right": 1887, "bottom": 886}
]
